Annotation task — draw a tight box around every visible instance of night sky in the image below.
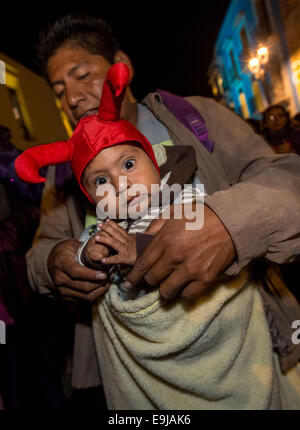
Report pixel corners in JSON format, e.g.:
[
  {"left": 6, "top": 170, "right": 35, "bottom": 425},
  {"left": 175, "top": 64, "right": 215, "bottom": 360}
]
[{"left": 1, "top": 2, "right": 230, "bottom": 101}]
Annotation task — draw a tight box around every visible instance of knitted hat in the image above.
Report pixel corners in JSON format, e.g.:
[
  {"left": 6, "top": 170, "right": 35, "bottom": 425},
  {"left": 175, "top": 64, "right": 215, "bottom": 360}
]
[{"left": 15, "top": 63, "right": 159, "bottom": 203}]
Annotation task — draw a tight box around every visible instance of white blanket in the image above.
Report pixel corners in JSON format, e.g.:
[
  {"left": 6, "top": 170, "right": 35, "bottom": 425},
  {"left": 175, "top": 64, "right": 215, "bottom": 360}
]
[{"left": 92, "top": 269, "right": 300, "bottom": 410}]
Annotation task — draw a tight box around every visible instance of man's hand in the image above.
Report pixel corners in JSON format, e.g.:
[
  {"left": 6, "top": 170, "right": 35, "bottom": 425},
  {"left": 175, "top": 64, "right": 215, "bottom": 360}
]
[
  {"left": 48, "top": 238, "right": 109, "bottom": 302},
  {"left": 125, "top": 205, "right": 236, "bottom": 301},
  {"left": 85, "top": 233, "right": 110, "bottom": 263}
]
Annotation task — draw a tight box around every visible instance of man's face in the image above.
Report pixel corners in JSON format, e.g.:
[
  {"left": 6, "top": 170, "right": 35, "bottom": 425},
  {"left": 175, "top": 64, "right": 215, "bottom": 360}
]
[
  {"left": 82, "top": 143, "right": 161, "bottom": 220},
  {"left": 47, "top": 45, "right": 112, "bottom": 127}
]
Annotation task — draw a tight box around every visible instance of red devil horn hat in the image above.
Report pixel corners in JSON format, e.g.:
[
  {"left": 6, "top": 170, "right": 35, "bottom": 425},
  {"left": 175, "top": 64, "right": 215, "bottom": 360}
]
[
  {"left": 15, "top": 62, "right": 159, "bottom": 204},
  {"left": 98, "top": 62, "right": 130, "bottom": 121},
  {"left": 15, "top": 140, "right": 73, "bottom": 183}
]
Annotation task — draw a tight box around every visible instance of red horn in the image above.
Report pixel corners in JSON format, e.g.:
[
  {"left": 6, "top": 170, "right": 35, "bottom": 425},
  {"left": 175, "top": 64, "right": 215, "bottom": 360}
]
[
  {"left": 15, "top": 140, "right": 73, "bottom": 183},
  {"left": 98, "top": 63, "right": 130, "bottom": 122}
]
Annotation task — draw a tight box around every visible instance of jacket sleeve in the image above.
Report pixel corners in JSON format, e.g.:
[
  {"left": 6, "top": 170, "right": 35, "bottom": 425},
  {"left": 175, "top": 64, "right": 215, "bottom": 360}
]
[
  {"left": 189, "top": 97, "right": 300, "bottom": 275},
  {"left": 26, "top": 167, "right": 75, "bottom": 295}
]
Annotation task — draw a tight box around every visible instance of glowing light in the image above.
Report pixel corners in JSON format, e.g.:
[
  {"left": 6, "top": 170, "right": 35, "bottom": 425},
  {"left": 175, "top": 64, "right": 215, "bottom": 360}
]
[
  {"left": 257, "top": 46, "right": 269, "bottom": 65},
  {"left": 249, "top": 57, "right": 259, "bottom": 68},
  {"left": 257, "top": 47, "right": 268, "bottom": 56},
  {"left": 248, "top": 46, "right": 269, "bottom": 78},
  {"left": 249, "top": 57, "right": 261, "bottom": 78},
  {"left": 292, "top": 60, "right": 300, "bottom": 85}
]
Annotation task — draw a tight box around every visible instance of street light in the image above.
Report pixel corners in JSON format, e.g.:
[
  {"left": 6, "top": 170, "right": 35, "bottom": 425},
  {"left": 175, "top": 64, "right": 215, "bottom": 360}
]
[
  {"left": 257, "top": 46, "right": 269, "bottom": 64},
  {"left": 248, "top": 46, "right": 269, "bottom": 78},
  {"left": 248, "top": 45, "right": 271, "bottom": 104},
  {"left": 249, "top": 57, "right": 260, "bottom": 78}
]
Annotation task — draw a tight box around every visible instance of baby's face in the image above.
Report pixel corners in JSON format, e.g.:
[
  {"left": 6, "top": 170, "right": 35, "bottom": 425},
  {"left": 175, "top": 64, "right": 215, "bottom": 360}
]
[{"left": 82, "top": 143, "right": 160, "bottom": 219}]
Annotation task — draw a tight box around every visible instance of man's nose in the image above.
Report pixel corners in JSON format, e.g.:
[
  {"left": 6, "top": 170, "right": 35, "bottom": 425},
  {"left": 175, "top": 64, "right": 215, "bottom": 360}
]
[{"left": 64, "top": 83, "right": 85, "bottom": 111}]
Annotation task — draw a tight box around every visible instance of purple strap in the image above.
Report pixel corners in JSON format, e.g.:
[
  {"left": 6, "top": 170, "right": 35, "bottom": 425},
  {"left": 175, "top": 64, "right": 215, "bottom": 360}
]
[{"left": 157, "top": 90, "right": 214, "bottom": 152}]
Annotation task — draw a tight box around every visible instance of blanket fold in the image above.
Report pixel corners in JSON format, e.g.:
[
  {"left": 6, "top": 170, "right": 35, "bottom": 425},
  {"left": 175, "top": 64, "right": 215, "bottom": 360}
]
[{"left": 93, "top": 269, "right": 300, "bottom": 410}]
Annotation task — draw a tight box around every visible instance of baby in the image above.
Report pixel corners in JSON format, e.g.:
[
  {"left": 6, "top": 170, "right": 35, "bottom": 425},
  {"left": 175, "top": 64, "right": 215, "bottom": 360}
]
[
  {"left": 15, "top": 62, "right": 203, "bottom": 299},
  {"left": 78, "top": 138, "right": 203, "bottom": 301}
]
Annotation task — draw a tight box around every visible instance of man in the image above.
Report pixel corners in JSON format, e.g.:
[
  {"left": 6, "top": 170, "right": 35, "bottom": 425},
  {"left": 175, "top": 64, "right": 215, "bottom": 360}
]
[{"left": 29, "top": 14, "right": 300, "bottom": 391}]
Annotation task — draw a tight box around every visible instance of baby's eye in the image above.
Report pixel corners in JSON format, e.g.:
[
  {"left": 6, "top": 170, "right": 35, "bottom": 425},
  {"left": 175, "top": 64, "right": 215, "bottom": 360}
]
[
  {"left": 95, "top": 176, "right": 107, "bottom": 186},
  {"left": 123, "top": 159, "right": 135, "bottom": 170}
]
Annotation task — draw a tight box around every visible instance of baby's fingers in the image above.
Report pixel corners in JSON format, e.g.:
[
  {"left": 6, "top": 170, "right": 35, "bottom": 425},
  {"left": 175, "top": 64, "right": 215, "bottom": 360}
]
[
  {"left": 97, "top": 220, "right": 128, "bottom": 242},
  {"left": 95, "top": 234, "right": 124, "bottom": 253},
  {"left": 101, "top": 254, "right": 124, "bottom": 265},
  {"left": 106, "top": 219, "right": 129, "bottom": 235}
]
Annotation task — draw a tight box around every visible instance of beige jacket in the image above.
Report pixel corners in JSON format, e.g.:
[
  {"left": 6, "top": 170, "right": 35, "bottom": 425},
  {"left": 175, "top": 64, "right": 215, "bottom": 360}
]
[{"left": 26, "top": 94, "right": 300, "bottom": 388}]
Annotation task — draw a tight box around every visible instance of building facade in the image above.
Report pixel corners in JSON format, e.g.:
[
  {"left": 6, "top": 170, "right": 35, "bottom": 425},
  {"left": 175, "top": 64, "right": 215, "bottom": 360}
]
[
  {"left": 0, "top": 52, "right": 72, "bottom": 151},
  {"left": 280, "top": 0, "right": 300, "bottom": 113},
  {"left": 208, "top": 0, "right": 300, "bottom": 120}
]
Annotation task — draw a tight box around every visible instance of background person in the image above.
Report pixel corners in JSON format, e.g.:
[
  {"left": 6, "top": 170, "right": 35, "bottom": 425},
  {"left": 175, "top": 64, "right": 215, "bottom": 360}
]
[
  {"left": 292, "top": 113, "right": 300, "bottom": 127},
  {"left": 262, "top": 104, "right": 300, "bottom": 155}
]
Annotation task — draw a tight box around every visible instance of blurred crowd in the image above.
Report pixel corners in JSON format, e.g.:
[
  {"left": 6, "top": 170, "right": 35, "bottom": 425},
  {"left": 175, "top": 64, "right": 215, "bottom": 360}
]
[{"left": 0, "top": 125, "right": 106, "bottom": 410}]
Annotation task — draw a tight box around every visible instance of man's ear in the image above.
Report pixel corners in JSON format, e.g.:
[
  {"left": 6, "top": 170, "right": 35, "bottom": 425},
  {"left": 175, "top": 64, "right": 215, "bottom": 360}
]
[{"left": 114, "top": 50, "right": 135, "bottom": 82}]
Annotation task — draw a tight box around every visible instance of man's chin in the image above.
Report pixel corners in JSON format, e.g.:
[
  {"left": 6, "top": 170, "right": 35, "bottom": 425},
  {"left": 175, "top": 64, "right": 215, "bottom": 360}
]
[{"left": 69, "top": 117, "right": 77, "bottom": 129}]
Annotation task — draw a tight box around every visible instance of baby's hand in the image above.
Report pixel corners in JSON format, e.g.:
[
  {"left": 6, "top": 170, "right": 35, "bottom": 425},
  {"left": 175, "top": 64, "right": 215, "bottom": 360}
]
[{"left": 94, "top": 219, "right": 137, "bottom": 266}]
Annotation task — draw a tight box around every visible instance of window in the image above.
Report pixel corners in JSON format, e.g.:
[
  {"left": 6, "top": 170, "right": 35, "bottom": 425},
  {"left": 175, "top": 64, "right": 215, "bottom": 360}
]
[
  {"left": 7, "top": 87, "right": 31, "bottom": 140},
  {"left": 252, "top": 81, "right": 265, "bottom": 112},
  {"left": 211, "top": 74, "right": 224, "bottom": 98},
  {"left": 5, "top": 69, "right": 35, "bottom": 141},
  {"left": 229, "top": 49, "right": 239, "bottom": 79},
  {"left": 240, "top": 28, "right": 250, "bottom": 59},
  {"left": 217, "top": 75, "right": 224, "bottom": 95},
  {"left": 211, "top": 81, "right": 219, "bottom": 97},
  {"left": 55, "top": 98, "right": 74, "bottom": 137},
  {"left": 0, "top": 60, "right": 5, "bottom": 84},
  {"left": 255, "top": 0, "right": 272, "bottom": 39},
  {"left": 238, "top": 89, "right": 250, "bottom": 118}
]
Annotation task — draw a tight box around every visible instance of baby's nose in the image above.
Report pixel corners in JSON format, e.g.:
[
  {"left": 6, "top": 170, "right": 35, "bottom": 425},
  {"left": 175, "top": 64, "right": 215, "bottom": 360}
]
[{"left": 116, "top": 175, "right": 129, "bottom": 196}]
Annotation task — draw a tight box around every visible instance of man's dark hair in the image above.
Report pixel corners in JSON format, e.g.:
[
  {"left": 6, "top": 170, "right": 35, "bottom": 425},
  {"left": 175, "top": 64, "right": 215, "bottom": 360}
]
[{"left": 35, "top": 14, "right": 120, "bottom": 77}]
